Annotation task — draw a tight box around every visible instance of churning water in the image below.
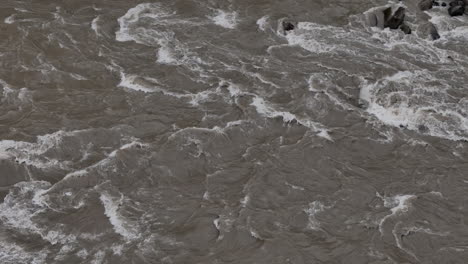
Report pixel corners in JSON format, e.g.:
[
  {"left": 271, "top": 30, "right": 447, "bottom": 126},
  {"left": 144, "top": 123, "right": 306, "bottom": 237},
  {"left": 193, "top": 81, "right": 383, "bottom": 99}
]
[{"left": 1, "top": 0, "right": 468, "bottom": 263}]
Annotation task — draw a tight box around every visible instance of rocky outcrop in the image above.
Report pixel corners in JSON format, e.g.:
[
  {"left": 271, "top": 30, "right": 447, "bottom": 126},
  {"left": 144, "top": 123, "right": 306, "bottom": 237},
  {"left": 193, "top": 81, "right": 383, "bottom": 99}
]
[
  {"left": 384, "top": 7, "right": 406, "bottom": 29},
  {"left": 366, "top": 6, "right": 410, "bottom": 33},
  {"left": 364, "top": 0, "right": 458, "bottom": 40}
]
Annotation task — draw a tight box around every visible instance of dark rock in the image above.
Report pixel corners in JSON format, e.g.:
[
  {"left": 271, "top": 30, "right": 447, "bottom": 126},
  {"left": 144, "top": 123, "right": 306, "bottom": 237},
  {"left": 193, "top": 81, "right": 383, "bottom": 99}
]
[
  {"left": 448, "top": 5, "right": 465, "bottom": 16},
  {"left": 278, "top": 18, "right": 297, "bottom": 34},
  {"left": 277, "top": 17, "right": 297, "bottom": 35},
  {"left": 400, "top": 23, "right": 412, "bottom": 34},
  {"left": 442, "top": 2, "right": 447, "bottom": 6},
  {"left": 383, "top": 7, "right": 393, "bottom": 21},
  {"left": 375, "top": 10, "right": 385, "bottom": 28},
  {"left": 282, "top": 21, "right": 295, "bottom": 31},
  {"left": 365, "top": 7, "right": 391, "bottom": 29},
  {"left": 418, "top": 124, "right": 429, "bottom": 132},
  {"left": 430, "top": 29, "right": 441, "bottom": 40},
  {"left": 418, "top": 0, "right": 434, "bottom": 10},
  {"left": 385, "top": 7, "right": 406, "bottom": 29},
  {"left": 434, "top": 1, "right": 440, "bottom": 6},
  {"left": 367, "top": 12, "right": 378, "bottom": 27},
  {"left": 449, "top": 0, "right": 466, "bottom": 7},
  {"left": 421, "top": 23, "right": 440, "bottom": 40}
]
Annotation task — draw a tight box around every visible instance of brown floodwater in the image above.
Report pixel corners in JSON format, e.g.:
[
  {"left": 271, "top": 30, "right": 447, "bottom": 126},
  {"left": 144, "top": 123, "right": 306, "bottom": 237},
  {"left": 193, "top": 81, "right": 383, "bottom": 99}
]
[{"left": 1, "top": 0, "right": 468, "bottom": 263}]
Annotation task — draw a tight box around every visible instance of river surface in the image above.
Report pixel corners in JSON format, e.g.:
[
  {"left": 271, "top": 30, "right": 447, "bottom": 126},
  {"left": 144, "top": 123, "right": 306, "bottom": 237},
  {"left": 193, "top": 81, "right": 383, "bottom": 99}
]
[{"left": 1, "top": 0, "right": 468, "bottom": 263}]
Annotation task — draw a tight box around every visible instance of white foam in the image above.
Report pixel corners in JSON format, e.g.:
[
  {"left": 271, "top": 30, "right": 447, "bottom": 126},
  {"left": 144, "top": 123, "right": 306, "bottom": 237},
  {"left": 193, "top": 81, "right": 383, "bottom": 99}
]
[
  {"left": 79, "top": 232, "right": 104, "bottom": 241},
  {"left": 360, "top": 70, "right": 468, "bottom": 141},
  {"left": 62, "top": 247, "right": 80, "bottom": 262},
  {"left": 428, "top": 8, "right": 468, "bottom": 41},
  {"left": 285, "top": 182, "right": 305, "bottom": 191},
  {"left": 392, "top": 225, "right": 419, "bottom": 261},
  {"left": 116, "top": 3, "right": 164, "bottom": 43},
  {"left": 76, "top": 249, "right": 88, "bottom": 259},
  {"left": 91, "top": 16, "right": 101, "bottom": 36},
  {"left": 118, "top": 72, "right": 224, "bottom": 107},
  {"left": 91, "top": 250, "right": 105, "bottom": 264},
  {"left": 1, "top": 79, "right": 32, "bottom": 106},
  {"left": 256, "top": 16, "right": 269, "bottom": 31},
  {"left": 251, "top": 96, "right": 332, "bottom": 140},
  {"left": 285, "top": 22, "right": 342, "bottom": 53},
  {"left": 447, "top": 26, "right": 468, "bottom": 40},
  {"left": 116, "top": 3, "right": 213, "bottom": 74},
  {"left": 213, "top": 214, "right": 234, "bottom": 240},
  {"left": 0, "top": 239, "right": 48, "bottom": 264},
  {"left": 118, "top": 72, "right": 192, "bottom": 98},
  {"left": 100, "top": 193, "right": 140, "bottom": 241},
  {"left": 111, "top": 244, "right": 124, "bottom": 255},
  {"left": 0, "top": 131, "right": 69, "bottom": 169},
  {"left": 118, "top": 72, "right": 160, "bottom": 93},
  {"left": 378, "top": 193, "right": 416, "bottom": 233},
  {"left": 189, "top": 89, "right": 217, "bottom": 106},
  {"left": 157, "top": 45, "right": 178, "bottom": 64},
  {"left": 240, "top": 194, "right": 250, "bottom": 207},
  {"left": 4, "top": 14, "right": 15, "bottom": 24},
  {"left": 0, "top": 181, "right": 77, "bottom": 246},
  {"left": 248, "top": 72, "right": 280, "bottom": 88},
  {"left": 304, "top": 201, "right": 326, "bottom": 230},
  {"left": 249, "top": 229, "right": 262, "bottom": 239},
  {"left": 116, "top": 3, "right": 199, "bottom": 48},
  {"left": 385, "top": 194, "right": 414, "bottom": 214},
  {"left": 402, "top": 226, "right": 449, "bottom": 237},
  {"left": 108, "top": 141, "right": 144, "bottom": 157},
  {"left": 70, "top": 73, "right": 87, "bottom": 80},
  {"left": 226, "top": 83, "right": 243, "bottom": 97},
  {"left": 251, "top": 96, "right": 296, "bottom": 122},
  {"left": 45, "top": 140, "right": 146, "bottom": 195},
  {"left": 210, "top": 10, "right": 238, "bottom": 29},
  {"left": 308, "top": 73, "right": 355, "bottom": 111}
]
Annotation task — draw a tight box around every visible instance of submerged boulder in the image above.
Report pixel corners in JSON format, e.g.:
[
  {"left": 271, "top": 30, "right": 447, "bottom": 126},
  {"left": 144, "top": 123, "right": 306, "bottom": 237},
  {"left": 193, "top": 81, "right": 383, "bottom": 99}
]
[
  {"left": 282, "top": 21, "right": 295, "bottom": 31},
  {"left": 448, "top": 4, "right": 465, "bottom": 16},
  {"left": 278, "top": 18, "right": 297, "bottom": 34},
  {"left": 420, "top": 22, "right": 440, "bottom": 40},
  {"left": 418, "top": 0, "right": 434, "bottom": 10},
  {"left": 400, "top": 23, "right": 412, "bottom": 34},
  {"left": 449, "top": 0, "right": 466, "bottom": 7}
]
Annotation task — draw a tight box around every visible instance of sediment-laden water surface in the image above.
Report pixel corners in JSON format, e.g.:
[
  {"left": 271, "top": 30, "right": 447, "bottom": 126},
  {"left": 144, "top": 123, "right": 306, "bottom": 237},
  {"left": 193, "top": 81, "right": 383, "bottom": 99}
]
[{"left": 1, "top": 0, "right": 468, "bottom": 263}]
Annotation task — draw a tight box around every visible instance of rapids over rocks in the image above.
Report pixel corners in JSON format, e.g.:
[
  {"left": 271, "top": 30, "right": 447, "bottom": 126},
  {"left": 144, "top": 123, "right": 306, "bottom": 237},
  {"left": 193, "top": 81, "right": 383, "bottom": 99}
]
[{"left": 1, "top": 0, "right": 468, "bottom": 263}]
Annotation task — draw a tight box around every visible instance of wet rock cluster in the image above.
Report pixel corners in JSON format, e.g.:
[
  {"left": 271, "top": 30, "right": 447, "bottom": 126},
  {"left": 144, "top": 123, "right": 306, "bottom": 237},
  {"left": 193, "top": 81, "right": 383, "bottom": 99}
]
[
  {"left": 282, "top": 0, "right": 466, "bottom": 40},
  {"left": 366, "top": 6, "right": 412, "bottom": 34},
  {"left": 448, "top": 0, "right": 466, "bottom": 16},
  {"left": 419, "top": 0, "right": 467, "bottom": 16},
  {"left": 365, "top": 0, "right": 467, "bottom": 41}
]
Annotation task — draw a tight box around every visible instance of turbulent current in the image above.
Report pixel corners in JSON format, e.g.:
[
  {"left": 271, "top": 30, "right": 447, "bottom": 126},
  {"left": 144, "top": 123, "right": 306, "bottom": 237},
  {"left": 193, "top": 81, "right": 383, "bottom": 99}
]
[{"left": 1, "top": 0, "right": 468, "bottom": 263}]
